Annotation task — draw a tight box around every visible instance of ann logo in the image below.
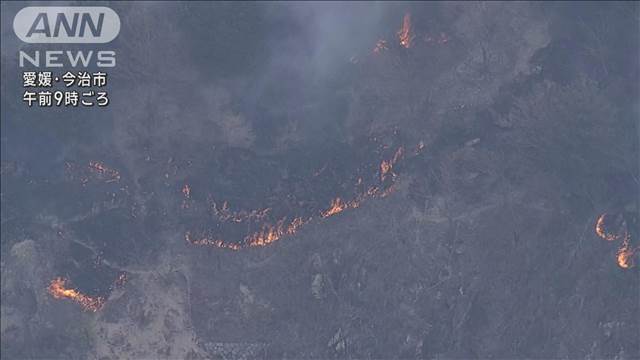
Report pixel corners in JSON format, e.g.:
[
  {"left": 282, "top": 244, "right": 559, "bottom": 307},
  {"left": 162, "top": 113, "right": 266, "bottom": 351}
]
[
  {"left": 14, "top": 7, "right": 120, "bottom": 43},
  {"left": 26, "top": 12, "right": 105, "bottom": 38}
]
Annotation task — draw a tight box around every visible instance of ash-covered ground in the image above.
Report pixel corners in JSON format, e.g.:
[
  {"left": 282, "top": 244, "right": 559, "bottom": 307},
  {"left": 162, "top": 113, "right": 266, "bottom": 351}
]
[{"left": 1, "top": 2, "right": 639, "bottom": 359}]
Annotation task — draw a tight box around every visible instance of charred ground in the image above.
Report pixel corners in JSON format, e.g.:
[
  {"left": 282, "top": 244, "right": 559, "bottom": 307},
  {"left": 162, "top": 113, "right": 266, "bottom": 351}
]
[{"left": 1, "top": 2, "right": 639, "bottom": 359}]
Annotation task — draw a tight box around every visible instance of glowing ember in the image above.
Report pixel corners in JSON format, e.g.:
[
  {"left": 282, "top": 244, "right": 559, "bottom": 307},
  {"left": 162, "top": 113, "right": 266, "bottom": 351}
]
[
  {"left": 186, "top": 231, "right": 243, "bottom": 250},
  {"left": 616, "top": 231, "right": 636, "bottom": 269},
  {"left": 211, "top": 200, "right": 271, "bottom": 223},
  {"left": 595, "top": 212, "right": 637, "bottom": 269},
  {"left": 88, "top": 161, "right": 120, "bottom": 182},
  {"left": 380, "top": 161, "right": 392, "bottom": 181},
  {"left": 182, "top": 184, "right": 192, "bottom": 209},
  {"left": 595, "top": 214, "right": 618, "bottom": 241},
  {"left": 381, "top": 146, "right": 404, "bottom": 182},
  {"left": 397, "top": 13, "right": 414, "bottom": 48},
  {"left": 48, "top": 277, "right": 105, "bottom": 312},
  {"left": 322, "top": 198, "right": 357, "bottom": 218},
  {"left": 617, "top": 243, "right": 635, "bottom": 269},
  {"left": 373, "top": 39, "right": 389, "bottom": 53},
  {"left": 186, "top": 216, "right": 310, "bottom": 250},
  {"left": 112, "top": 273, "right": 128, "bottom": 288},
  {"left": 246, "top": 217, "right": 309, "bottom": 247}
]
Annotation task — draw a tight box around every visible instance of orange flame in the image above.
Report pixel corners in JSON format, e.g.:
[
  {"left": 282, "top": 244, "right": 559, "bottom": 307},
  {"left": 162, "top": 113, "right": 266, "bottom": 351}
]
[
  {"left": 187, "top": 144, "right": 411, "bottom": 250},
  {"left": 595, "top": 214, "right": 617, "bottom": 241},
  {"left": 595, "top": 213, "right": 637, "bottom": 269},
  {"left": 616, "top": 232, "right": 636, "bottom": 269},
  {"left": 381, "top": 146, "right": 404, "bottom": 182},
  {"left": 48, "top": 277, "right": 105, "bottom": 312},
  {"left": 397, "top": 13, "right": 414, "bottom": 48},
  {"left": 617, "top": 243, "right": 635, "bottom": 269},
  {"left": 246, "top": 217, "right": 309, "bottom": 247},
  {"left": 186, "top": 216, "right": 310, "bottom": 250},
  {"left": 322, "top": 198, "right": 357, "bottom": 218}
]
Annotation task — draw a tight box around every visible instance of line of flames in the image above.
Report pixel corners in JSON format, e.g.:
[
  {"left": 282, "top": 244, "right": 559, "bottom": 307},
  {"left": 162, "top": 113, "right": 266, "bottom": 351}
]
[
  {"left": 595, "top": 214, "right": 618, "bottom": 241},
  {"left": 187, "top": 146, "right": 407, "bottom": 250},
  {"left": 397, "top": 12, "right": 414, "bottom": 49},
  {"left": 60, "top": 144, "right": 416, "bottom": 310},
  {"left": 185, "top": 216, "right": 308, "bottom": 250}
]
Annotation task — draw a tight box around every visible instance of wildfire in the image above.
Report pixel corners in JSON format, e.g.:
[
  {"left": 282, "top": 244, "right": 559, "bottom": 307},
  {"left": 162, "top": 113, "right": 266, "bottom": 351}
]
[
  {"left": 65, "top": 160, "right": 121, "bottom": 185},
  {"left": 397, "top": 12, "right": 414, "bottom": 48},
  {"left": 246, "top": 217, "right": 309, "bottom": 247},
  {"left": 186, "top": 216, "right": 310, "bottom": 250},
  {"left": 88, "top": 161, "right": 120, "bottom": 182},
  {"left": 595, "top": 212, "right": 637, "bottom": 269},
  {"left": 595, "top": 214, "right": 618, "bottom": 241},
  {"left": 617, "top": 243, "right": 635, "bottom": 269},
  {"left": 380, "top": 161, "right": 392, "bottom": 181},
  {"left": 187, "top": 144, "right": 411, "bottom": 250},
  {"left": 616, "top": 231, "right": 637, "bottom": 269},
  {"left": 48, "top": 277, "right": 105, "bottom": 312},
  {"left": 185, "top": 231, "right": 243, "bottom": 250},
  {"left": 322, "top": 198, "right": 357, "bottom": 217},
  {"left": 381, "top": 146, "right": 404, "bottom": 182}
]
